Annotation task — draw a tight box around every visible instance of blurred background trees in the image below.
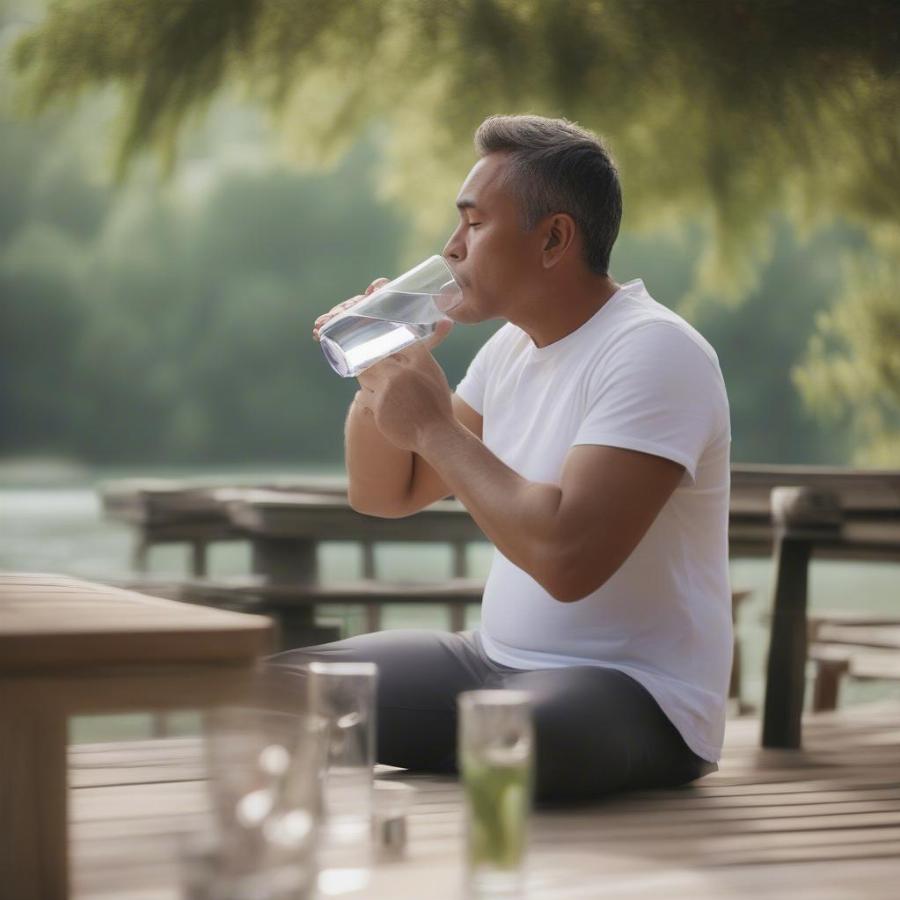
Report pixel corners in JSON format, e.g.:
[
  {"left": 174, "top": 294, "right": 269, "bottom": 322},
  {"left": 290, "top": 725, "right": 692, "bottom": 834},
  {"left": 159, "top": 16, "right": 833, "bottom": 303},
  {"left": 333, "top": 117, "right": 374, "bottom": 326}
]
[{"left": 2, "top": 0, "right": 898, "bottom": 467}]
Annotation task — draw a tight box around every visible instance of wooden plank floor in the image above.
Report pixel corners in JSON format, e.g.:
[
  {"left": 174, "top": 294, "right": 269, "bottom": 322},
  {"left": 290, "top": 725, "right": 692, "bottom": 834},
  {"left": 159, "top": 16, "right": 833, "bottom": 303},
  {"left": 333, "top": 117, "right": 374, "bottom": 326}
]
[{"left": 71, "top": 699, "right": 900, "bottom": 899}]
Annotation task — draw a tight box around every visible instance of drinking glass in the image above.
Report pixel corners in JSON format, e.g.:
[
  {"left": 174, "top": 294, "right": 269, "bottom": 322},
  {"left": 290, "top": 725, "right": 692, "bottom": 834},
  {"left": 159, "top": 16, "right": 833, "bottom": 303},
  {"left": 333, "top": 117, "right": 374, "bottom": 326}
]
[
  {"left": 318, "top": 255, "right": 462, "bottom": 377},
  {"left": 458, "top": 690, "right": 535, "bottom": 898},
  {"left": 372, "top": 779, "right": 417, "bottom": 861},
  {"left": 186, "top": 702, "right": 327, "bottom": 900},
  {"left": 307, "top": 661, "right": 378, "bottom": 896}
]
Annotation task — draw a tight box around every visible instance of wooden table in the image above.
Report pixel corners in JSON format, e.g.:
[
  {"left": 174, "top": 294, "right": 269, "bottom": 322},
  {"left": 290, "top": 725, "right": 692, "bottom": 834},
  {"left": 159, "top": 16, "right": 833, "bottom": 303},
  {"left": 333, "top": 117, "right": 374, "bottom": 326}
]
[
  {"left": 201, "top": 488, "right": 487, "bottom": 642},
  {"left": 220, "top": 488, "right": 486, "bottom": 584},
  {"left": 101, "top": 477, "right": 356, "bottom": 575},
  {"left": 102, "top": 482, "right": 491, "bottom": 643},
  {"left": 0, "top": 572, "right": 274, "bottom": 900}
]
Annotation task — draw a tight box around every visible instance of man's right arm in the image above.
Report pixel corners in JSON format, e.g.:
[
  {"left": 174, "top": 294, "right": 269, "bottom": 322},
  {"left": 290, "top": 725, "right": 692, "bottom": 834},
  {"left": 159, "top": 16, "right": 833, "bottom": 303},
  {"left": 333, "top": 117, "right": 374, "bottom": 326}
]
[{"left": 346, "top": 392, "right": 483, "bottom": 518}]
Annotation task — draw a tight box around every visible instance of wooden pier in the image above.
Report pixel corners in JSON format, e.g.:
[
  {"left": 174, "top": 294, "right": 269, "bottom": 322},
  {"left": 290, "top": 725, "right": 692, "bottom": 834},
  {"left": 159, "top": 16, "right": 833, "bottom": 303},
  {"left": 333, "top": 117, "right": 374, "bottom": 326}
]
[
  {"left": 71, "top": 699, "right": 900, "bottom": 899},
  {"left": 5, "top": 464, "right": 897, "bottom": 897}
]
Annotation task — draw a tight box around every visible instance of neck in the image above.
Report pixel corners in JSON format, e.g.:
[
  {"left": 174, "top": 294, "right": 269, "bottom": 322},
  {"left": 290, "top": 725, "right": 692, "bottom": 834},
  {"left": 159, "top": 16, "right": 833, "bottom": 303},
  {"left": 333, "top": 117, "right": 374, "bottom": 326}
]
[{"left": 513, "top": 272, "right": 622, "bottom": 349}]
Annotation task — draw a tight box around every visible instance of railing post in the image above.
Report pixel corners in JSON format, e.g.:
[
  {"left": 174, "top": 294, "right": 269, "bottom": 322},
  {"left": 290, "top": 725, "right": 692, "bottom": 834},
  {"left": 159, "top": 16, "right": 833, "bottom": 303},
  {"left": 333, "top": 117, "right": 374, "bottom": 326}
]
[
  {"left": 251, "top": 539, "right": 317, "bottom": 584},
  {"left": 133, "top": 533, "right": 149, "bottom": 573},
  {"left": 190, "top": 540, "right": 207, "bottom": 578},
  {"left": 362, "top": 540, "right": 376, "bottom": 578},
  {"left": 762, "top": 487, "right": 842, "bottom": 748}
]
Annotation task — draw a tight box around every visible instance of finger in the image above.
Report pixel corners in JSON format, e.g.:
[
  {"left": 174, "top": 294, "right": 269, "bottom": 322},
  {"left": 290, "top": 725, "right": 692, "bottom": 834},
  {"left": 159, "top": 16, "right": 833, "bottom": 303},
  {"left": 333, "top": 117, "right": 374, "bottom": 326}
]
[
  {"left": 354, "top": 389, "right": 373, "bottom": 412},
  {"left": 314, "top": 295, "right": 365, "bottom": 328},
  {"left": 422, "top": 317, "right": 455, "bottom": 352},
  {"left": 357, "top": 354, "right": 396, "bottom": 381},
  {"left": 365, "top": 277, "right": 390, "bottom": 296}
]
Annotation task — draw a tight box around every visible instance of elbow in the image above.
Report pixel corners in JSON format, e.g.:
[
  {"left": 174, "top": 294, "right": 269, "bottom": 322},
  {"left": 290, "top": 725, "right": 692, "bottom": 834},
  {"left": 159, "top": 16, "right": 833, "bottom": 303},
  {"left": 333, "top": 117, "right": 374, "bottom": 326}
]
[
  {"left": 549, "top": 582, "right": 602, "bottom": 604},
  {"left": 347, "top": 491, "right": 376, "bottom": 516},
  {"left": 347, "top": 492, "right": 410, "bottom": 519},
  {"left": 545, "top": 554, "right": 612, "bottom": 604}
]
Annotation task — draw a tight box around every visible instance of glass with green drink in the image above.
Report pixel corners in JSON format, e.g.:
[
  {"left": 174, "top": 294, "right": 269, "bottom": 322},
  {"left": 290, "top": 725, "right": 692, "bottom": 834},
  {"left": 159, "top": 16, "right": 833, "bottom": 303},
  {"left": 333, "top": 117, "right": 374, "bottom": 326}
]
[{"left": 458, "top": 690, "right": 534, "bottom": 897}]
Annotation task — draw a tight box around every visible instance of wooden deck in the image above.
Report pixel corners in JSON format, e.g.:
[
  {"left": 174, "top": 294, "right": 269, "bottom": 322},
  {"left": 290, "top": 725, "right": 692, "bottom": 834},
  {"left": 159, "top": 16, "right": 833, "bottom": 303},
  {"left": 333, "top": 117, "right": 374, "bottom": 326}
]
[{"left": 71, "top": 699, "right": 900, "bottom": 899}]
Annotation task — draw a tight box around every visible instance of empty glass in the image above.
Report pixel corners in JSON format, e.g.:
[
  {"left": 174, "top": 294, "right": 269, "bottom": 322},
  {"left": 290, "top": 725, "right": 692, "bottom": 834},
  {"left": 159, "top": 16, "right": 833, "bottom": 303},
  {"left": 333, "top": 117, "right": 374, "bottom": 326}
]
[
  {"left": 307, "top": 661, "right": 378, "bottom": 896},
  {"left": 458, "top": 690, "right": 535, "bottom": 898},
  {"left": 318, "top": 255, "right": 462, "bottom": 377},
  {"left": 185, "top": 703, "right": 328, "bottom": 900}
]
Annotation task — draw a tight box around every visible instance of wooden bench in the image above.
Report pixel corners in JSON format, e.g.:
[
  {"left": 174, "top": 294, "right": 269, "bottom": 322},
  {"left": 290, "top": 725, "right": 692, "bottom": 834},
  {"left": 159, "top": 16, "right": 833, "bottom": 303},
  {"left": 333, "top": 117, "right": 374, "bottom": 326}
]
[
  {"left": 808, "top": 616, "right": 900, "bottom": 712},
  {"left": 112, "top": 575, "right": 488, "bottom": 645},
  {"left": 0, "top": 572, "right": 274, "bottom": 900}
]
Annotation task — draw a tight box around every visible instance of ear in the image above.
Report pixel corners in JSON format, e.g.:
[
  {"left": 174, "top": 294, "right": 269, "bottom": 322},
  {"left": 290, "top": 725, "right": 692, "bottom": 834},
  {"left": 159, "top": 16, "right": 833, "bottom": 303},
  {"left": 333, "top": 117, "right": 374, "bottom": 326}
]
[{"left": 541, "top": 213, "right": 577, "bottom": 269}]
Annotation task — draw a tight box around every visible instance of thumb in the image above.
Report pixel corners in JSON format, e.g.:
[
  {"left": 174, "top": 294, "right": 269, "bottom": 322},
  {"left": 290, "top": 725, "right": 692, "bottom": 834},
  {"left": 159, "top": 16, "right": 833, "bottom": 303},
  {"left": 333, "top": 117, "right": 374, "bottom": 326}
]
[{"left": 423, "top": 317, "right": 455, "bottom": 352}]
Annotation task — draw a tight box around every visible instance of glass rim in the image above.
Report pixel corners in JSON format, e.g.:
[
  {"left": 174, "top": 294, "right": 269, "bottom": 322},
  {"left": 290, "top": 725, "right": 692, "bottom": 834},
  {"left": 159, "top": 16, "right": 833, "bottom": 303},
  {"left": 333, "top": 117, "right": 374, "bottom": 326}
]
[
  {"left": 374, "top": 253, "right": 458, "bottom": 295},
  {"left": 457, "top": 689, "right": 532, "bottom": 709}
]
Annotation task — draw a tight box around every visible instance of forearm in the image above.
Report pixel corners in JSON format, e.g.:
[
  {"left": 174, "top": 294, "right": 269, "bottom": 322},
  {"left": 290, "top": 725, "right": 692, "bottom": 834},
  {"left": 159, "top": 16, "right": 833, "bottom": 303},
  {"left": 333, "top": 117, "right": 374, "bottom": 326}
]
[
  {"left": 345, "top": 394, "right": 414, "bottom": 514},
  {"left": 417, "top": 419, "right": 565, "bottom": 597}
]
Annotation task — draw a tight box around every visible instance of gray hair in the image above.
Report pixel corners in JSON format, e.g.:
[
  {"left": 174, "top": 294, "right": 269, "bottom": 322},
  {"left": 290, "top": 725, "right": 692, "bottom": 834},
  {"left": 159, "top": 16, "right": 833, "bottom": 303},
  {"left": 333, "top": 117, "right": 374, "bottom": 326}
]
[{"left": 474, "top": 114, "right": 622, "bottom": 275}]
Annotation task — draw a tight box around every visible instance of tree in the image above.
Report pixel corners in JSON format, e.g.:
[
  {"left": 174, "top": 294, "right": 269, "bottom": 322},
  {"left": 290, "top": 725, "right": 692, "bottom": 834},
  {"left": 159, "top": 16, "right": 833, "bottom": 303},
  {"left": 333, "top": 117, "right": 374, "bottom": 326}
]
[
  {"left": 794, "top": 257, "right": 900, "bottom": 466},
  {"left": 9, "top": 0, "right": 900, "bottom": 460}
]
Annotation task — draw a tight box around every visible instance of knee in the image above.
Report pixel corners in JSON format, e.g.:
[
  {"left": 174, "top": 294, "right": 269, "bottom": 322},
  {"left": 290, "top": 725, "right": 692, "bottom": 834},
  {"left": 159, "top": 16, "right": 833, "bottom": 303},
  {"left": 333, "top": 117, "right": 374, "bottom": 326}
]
[{"left": 530, "top": 706, "right": 630, "bottom": 805}]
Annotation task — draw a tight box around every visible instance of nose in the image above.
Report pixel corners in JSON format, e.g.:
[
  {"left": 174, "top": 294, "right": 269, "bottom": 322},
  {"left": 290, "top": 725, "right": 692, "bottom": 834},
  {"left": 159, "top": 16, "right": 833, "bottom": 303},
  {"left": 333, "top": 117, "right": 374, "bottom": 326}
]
[{"left": 442, "top": 223, "right": 466, "bottom": 263}]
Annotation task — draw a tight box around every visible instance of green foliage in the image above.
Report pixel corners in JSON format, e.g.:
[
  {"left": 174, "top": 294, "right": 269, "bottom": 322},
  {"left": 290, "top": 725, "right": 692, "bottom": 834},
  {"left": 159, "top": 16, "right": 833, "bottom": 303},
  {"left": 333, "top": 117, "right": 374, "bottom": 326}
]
[
  {"left": 794, "top": 256, "right": 900, "bottom": 466},
  {"left": 5, "top": 0, "right": 900, "bottom": 461},
  {"left": 13, "top": 2, "right": 899, "bottom": 260},
  {"left": 613, "top": 218, "right": 864, "bottom": 464},
  {"left": 0, "top": 96, "right": 503, "bottom": 463}
]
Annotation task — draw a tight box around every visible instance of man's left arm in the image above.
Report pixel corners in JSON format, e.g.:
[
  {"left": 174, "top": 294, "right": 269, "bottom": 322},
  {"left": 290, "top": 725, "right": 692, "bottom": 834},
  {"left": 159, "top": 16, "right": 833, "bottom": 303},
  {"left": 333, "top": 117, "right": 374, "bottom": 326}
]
[{"left": 417, "top": 421, "right": 684, "bottom": 602}]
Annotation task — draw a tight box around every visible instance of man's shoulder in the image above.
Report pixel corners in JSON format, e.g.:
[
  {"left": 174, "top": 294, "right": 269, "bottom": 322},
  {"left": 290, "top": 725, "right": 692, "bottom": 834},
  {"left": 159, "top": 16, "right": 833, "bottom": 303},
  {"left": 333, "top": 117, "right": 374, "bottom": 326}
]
[{"left": 604, "top": 294, "right": 722, "bottom": 374}]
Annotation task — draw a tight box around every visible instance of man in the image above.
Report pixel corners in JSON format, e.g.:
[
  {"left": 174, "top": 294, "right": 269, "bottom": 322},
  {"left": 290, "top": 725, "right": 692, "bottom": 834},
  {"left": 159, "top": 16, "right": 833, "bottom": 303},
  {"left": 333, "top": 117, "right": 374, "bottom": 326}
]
[{"left": 278, "top": 114, "right": 732, "bottom": 803}]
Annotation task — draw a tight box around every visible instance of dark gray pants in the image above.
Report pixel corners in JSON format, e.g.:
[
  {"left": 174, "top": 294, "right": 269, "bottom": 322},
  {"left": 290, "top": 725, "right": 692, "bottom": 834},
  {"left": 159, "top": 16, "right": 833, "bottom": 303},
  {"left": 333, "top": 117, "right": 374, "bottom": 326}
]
[{"left": 270, "top": 629, "right": 715, "bottom": 805}]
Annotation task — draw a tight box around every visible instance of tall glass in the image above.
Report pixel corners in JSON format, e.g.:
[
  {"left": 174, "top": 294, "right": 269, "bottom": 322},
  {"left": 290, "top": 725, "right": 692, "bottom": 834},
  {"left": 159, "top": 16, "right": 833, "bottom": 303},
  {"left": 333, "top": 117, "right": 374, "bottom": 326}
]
[
  {"left": 186, "top": 703, "right": 327, "bottom": 900},
  {"left": 307, "top": 661, "right": 378, "bottom": 896},
  {"left": 318, "top": 255, "right": 462, "bottom": 377},
  {"left": 458, "top": 690, "right": 534, "bottom": 898}
]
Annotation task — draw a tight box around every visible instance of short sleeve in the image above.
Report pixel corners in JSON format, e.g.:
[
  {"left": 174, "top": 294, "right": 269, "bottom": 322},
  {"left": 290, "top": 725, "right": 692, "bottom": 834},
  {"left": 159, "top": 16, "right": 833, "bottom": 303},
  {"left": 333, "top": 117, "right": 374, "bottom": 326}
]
[
  {"left": 572, "top": 323, "right": 728, "bottom": 484},
  {"left": 454, "top": 326, "right": 507, "bottom": 416}
]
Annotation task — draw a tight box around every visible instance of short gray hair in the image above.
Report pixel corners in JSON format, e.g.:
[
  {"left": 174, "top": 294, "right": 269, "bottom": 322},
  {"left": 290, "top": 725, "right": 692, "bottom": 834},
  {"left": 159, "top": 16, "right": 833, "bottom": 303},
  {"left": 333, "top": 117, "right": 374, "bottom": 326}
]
[{"left": 474, "top": 114, "right": 622, "bottom": 275}]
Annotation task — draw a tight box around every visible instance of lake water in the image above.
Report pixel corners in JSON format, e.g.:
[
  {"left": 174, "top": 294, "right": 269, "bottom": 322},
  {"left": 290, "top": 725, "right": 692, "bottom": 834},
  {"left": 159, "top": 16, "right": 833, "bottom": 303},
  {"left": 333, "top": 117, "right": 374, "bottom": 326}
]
[{"left": 2, "top": 464, "right": 897, "bottom": 740}]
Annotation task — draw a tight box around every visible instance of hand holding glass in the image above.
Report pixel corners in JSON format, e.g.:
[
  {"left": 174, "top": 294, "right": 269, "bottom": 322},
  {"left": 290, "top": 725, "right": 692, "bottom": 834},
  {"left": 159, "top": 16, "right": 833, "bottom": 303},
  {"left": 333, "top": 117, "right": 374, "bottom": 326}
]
[{"left": 315, "top": 255, "right": 462, "bottom": 377}]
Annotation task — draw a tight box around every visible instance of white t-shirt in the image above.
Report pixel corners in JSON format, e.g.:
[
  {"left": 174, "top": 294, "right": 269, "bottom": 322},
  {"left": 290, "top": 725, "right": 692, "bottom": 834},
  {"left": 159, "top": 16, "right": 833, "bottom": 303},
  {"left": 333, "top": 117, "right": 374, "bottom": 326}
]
[{"left": 455, "top": 278, "right": 732, "bottom": 762}]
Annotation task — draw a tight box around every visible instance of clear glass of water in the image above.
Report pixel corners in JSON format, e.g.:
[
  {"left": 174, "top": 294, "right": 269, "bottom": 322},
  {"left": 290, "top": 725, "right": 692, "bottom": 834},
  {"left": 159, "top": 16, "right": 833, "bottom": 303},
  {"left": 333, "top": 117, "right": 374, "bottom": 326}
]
[
  {"left": 188, "top": 704, "right": 327, "bottom": 900},
  {"left": 307, "top": 661, "right": 378, "bottom": 896},
  {"left": 318, "top": 255, "right": 462, "bottom": 377},
  {"left": 458, "top": 690, "right": 535, "bottom": 898}
]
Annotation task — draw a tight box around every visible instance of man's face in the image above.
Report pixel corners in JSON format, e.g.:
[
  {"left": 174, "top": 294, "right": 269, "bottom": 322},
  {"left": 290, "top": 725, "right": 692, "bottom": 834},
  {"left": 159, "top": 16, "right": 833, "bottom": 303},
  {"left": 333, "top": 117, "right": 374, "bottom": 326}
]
[{"left": 442, "top": 153, "right": 545, "bottom": 323}]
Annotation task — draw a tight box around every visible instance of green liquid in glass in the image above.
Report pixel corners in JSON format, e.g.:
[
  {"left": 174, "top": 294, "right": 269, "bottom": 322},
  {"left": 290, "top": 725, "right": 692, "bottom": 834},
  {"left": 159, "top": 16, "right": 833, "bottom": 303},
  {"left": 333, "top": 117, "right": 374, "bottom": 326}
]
[{"left": 462, "top": 754, "right": 531, "bottom": 871}]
